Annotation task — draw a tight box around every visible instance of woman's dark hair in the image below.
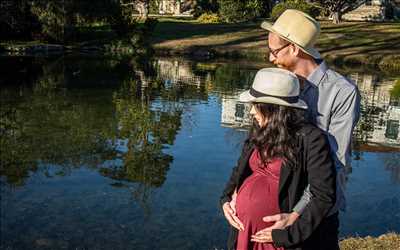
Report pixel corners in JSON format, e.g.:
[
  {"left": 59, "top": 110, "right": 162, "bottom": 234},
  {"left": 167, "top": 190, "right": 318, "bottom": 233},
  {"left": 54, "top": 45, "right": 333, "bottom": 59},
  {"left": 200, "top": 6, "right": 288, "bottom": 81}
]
[{"left": 249, "top": 103, "right": 305, "bottom": 165}]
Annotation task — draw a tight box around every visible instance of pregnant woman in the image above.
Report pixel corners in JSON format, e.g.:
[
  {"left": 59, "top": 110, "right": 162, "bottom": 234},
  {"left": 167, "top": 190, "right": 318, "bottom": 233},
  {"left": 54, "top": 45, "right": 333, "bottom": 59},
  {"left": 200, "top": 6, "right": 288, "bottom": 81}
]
[{"left": 220, "top": 68, "right": 336, "bottom": 250}]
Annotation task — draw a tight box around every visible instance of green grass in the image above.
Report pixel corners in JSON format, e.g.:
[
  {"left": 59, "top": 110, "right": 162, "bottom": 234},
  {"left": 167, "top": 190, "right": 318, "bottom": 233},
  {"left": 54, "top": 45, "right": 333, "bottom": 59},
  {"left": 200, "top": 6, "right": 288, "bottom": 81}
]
[{"left": 150, "top": 18, "right": 400, "bottom": 70}]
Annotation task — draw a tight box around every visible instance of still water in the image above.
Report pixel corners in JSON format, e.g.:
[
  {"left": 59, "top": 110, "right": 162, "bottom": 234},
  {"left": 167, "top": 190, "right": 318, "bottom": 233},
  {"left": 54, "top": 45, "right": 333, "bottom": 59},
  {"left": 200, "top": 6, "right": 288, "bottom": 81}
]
[{"left": 1, "top": 56, "right": 399, "bottom": 249}]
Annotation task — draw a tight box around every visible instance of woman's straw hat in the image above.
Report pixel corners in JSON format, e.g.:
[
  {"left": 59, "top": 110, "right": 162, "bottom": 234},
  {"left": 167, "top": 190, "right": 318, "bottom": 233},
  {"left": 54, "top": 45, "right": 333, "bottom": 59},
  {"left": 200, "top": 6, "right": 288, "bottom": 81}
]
[
  {"left": 261, "top": 9, "right": 321, "bottom": 59},
  {"left": 239, "top": 68, "right": 308, "bottom": 110}
]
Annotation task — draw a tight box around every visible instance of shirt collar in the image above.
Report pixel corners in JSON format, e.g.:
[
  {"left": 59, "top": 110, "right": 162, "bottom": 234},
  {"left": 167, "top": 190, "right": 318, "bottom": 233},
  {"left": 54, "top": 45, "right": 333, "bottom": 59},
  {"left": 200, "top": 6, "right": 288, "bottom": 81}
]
[{"left": 306, "top": 60, "right": 328, "bottom": 87}]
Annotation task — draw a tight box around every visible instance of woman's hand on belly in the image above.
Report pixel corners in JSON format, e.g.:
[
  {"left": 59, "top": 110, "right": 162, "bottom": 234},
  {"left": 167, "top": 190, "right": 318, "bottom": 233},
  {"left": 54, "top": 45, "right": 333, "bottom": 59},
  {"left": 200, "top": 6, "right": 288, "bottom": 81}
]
[{"left": 222, "top": 200, "right": 244, "bottom": 231}]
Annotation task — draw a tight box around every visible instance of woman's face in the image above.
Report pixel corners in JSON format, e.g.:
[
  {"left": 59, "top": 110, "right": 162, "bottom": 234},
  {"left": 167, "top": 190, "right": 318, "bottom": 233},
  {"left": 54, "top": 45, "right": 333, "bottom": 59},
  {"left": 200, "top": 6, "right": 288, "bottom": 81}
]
[{"left": 250, "top": 104, "right": 267, "bottom": 128}]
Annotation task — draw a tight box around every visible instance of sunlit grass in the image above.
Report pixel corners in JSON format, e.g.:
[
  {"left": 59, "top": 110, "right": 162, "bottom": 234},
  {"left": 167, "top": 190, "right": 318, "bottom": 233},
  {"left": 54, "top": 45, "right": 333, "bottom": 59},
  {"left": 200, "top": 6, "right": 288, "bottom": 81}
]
[
  {"left": 151, "top": 18, "right": 400, "bottom": 70},
  {"left": 340, "top": 233, "right": 400, "bottom": 250}
]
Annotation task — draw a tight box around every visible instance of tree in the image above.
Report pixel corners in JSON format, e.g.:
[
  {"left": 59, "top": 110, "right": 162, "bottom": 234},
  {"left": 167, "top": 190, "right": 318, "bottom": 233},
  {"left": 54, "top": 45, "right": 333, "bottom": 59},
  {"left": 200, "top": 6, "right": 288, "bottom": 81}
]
[
  {"left": 120, "top": 0, "right": 149, "bottom": 20},
  {"left": 218, "top": 0, "right": 265, "bottom": 22},
  {"left": 311, "top": 0, "right": 365, "bottom": 23}
]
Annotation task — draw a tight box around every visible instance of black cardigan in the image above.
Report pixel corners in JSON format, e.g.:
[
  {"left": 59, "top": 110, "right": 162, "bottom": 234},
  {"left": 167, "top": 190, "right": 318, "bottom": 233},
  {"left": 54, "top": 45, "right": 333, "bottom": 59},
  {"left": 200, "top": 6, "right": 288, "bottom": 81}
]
[{"left": 220, "top": 123, "right": 336, "bottom": 250}]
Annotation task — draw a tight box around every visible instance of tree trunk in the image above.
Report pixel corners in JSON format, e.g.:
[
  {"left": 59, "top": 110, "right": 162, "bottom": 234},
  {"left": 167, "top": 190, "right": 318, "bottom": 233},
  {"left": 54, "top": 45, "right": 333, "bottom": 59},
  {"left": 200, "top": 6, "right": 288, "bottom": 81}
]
[
  {"left": 332, "top": 11, "right": 341, "bottom": 24},
  {"left": 143, "top": 1, "right": 149, "bottom": 20}
]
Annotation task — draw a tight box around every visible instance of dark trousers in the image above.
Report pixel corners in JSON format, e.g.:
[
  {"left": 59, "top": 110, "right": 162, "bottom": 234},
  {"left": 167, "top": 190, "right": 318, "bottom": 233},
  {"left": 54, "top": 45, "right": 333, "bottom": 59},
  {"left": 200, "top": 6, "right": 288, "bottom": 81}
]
[{"left": 303, "top": 212, "right": 340, "bottom": 250}]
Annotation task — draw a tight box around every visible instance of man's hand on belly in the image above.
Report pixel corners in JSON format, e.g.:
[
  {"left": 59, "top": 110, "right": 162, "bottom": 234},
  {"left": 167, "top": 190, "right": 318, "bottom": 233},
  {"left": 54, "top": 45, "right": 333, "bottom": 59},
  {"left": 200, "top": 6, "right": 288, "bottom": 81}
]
[{"left": 251, "top": 212, "right": 300, "bottom": 243}]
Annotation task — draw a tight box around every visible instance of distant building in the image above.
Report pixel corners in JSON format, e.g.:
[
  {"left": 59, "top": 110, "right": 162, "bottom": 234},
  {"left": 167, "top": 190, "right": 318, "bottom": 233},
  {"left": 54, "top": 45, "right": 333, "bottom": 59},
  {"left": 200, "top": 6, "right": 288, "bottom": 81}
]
[
  {"left": 158, "top": 0, "right": 195, "bottom": 15},
  {"left": 156, "top": 59, "right": 204, "bottom": 87},
  {"left": 350, "top": 73, "right": 400, "bottom": 149},
  {"left": 221, "top": 95, "right": 251, "bottom": 129}
]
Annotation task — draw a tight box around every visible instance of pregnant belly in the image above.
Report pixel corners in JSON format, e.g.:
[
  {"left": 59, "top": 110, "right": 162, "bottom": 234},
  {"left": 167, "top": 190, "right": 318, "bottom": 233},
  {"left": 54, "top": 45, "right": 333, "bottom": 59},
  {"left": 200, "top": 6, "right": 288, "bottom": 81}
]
[{"left": 236, "top": 174, "right": 280, "bottom": 230}]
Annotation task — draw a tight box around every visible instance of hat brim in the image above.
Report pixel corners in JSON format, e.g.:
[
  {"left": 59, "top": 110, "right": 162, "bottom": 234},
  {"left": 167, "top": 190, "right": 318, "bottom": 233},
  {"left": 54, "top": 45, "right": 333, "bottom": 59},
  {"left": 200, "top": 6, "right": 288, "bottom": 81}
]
[
  {"left": 239, "top": 90, "right": 308, "bottom": 110},
  {"left": 261, "top": 21, "right": 321, "bottom": 59}
]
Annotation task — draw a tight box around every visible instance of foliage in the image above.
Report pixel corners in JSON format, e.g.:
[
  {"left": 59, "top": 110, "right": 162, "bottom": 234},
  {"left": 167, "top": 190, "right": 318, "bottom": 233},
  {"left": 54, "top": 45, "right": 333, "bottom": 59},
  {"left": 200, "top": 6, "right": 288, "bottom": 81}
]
[
  {"left": 30, "top": 1, "right": 66, "bottom": 42},
  {"left": 1, "top": 0, "right": 130, "bottom": 42},
  {"left": 311, "top": 0, "right": 359, "bottom": 23},
  {"left": 149, "top": 0, "right": 160, "bottom": 14},
  {"left": 0, "top": 56, "right": 184, "bottom": 188},
  {"left": 194, "top": 0, "right": 219, "bottom": 17},
  {"left": 390, "top": 79, "right": 400, "bottom": 99},
  {"left": 213, "top": 64, "right": 255, "bottom": 92},
  {"left": 0, "top": 0, "right": 40, "bottom": 40},
  {"left": 218, "top": 0, "right": 264, "bottom": 22},
  {"left": 197, "top": 12, "right": 221, "bottom": 23},
  {"left": 245, "top": 0, "right": 264, "bottom": 19},
  {"left": 271, "top": 0, "right": 321, "bottom": 21}
]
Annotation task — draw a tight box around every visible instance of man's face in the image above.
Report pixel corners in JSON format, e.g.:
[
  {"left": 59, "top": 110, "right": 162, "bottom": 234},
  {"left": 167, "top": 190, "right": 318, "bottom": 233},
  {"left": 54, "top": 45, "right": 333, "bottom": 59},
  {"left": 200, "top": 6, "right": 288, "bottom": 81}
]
[{"left": 267, "top": 33, "right": 294, "bottom": 70}]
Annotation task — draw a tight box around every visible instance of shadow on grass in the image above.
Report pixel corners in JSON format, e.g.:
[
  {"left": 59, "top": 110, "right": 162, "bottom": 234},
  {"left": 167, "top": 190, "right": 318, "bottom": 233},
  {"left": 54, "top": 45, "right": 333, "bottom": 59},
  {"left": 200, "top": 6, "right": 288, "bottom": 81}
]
[
  {"left": 151, "top": 21, "right": 262, "bottom": 43},
  {"left": 320, "top": 36, "right": 400, "bottom": 54}
]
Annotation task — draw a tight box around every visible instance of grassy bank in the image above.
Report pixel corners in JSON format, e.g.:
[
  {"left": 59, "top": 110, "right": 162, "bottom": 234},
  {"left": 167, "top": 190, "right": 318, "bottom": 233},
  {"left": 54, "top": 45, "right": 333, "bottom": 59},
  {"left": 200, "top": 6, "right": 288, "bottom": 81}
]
[
  {"left": 151, "top": 18, "right": 400, "bottom": 71},
  {"left": 340, "top": 233, "right": 400, "bottom": 250}
]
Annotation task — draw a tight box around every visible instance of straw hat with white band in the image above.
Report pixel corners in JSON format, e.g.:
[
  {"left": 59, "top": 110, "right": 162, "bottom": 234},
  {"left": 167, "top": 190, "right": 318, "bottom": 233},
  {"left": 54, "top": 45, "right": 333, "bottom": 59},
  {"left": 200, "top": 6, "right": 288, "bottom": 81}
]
[
  {"left": 239, "top": 68, "right": 308, "bottom": 110},
  {"left": 261, "top": 9, "right": 321, "bottom": 59}
]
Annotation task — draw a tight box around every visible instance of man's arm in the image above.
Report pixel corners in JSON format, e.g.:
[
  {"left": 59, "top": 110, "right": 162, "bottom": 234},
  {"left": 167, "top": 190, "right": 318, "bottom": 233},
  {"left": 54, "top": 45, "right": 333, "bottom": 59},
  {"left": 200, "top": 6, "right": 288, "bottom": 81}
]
[
  {"left": 261, "top": 186, "right": 312, "bottom": 230},
  {"left": 326, "top": 83, "right": 360, "bottom": 169},
  {"left": 271, "top": 128, "right": 336, "bottom": 247}
]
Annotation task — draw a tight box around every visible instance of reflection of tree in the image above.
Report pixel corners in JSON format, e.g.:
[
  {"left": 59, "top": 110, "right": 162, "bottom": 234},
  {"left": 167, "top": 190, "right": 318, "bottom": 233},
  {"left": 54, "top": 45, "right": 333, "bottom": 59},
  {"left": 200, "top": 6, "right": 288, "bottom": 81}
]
[
  {"left": 0, "top": 57, "right": 128, "bottom": 186},
  {"left": 212, "top": 64, "right": 256, "bottom": 93},
  {"left": 0, "top": 68, "right": 117, "bottom": 186},
  {"left": 380, "top": 153, "right": 400, "bottom": 184},
  {"left": 98, "top": 75, "right": 182, "bottom": 213}
]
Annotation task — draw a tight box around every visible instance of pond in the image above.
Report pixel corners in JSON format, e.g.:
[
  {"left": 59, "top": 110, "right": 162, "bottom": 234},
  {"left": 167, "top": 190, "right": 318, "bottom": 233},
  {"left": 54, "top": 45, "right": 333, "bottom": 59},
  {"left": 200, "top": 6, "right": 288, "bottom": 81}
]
[{"left": 1, "top": 56, "right": 399, "bottom": 250}]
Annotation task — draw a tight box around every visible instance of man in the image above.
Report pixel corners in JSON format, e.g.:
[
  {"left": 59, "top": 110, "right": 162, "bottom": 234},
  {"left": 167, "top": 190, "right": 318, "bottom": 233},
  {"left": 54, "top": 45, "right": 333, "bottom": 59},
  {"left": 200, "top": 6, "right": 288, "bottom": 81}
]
[{"left": 221, "top": 9, "right": 360, "bottom": 249}]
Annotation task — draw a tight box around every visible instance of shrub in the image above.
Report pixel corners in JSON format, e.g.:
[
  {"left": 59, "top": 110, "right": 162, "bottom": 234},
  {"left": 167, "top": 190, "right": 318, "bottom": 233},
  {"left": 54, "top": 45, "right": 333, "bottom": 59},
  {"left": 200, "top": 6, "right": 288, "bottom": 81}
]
[
  {"left": 30, "top": 3, "right": 66, "bottom": 42},
  {"left": 197, "top": 12, "right": 221, "bottom": 23},
  {"left": 218, "top": 0, "right": 246, "bottom": 23},
  {"left": 391, "top": 79, "right": 400, "bottom": 99},
  {"left": 141, "top": 18, "right": 158, "bottom": 35},
  {"left": 271, "top": 0, "right": 320, "bottom": 21},
  {"left": 245, "top": 0, "right": 264, "bottom": 20},
  {"left": 218, "top": 0, "right": 263, "bottom": 23}
]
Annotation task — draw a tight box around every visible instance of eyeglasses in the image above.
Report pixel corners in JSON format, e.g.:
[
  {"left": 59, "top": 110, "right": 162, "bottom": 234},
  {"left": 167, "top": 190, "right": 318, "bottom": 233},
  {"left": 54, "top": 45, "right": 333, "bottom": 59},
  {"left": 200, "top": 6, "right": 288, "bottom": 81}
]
[{"left": 268, "top": 43, "right": 290, "bottom": 57}]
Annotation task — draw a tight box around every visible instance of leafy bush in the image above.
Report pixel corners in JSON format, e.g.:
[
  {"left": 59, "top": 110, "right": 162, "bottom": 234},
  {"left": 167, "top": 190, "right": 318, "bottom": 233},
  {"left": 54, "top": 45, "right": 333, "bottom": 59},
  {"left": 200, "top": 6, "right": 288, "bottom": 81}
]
[
  {"left": 30, "top": 2, "right": 66, "bottom": 42},
  {"left": 271, "top": 0, "right": 320, "bottom": 21},
  {"left": 194, "top": 0, "right": 219, "bottom": 17},
  {"left": 218, "top": 0, "right": 263, "bottom": 23},
  {"left": 197, "top": 12, "right": 221, "bottom": 23},
  {"left": 245, "top": 0, "right": 263, "bottom": 20},
  {"left": 391, "top": 79, "right": 400, "bottom": 99},
  {"left": 141, "top": 18, "right": 158, "bottom": 36}
]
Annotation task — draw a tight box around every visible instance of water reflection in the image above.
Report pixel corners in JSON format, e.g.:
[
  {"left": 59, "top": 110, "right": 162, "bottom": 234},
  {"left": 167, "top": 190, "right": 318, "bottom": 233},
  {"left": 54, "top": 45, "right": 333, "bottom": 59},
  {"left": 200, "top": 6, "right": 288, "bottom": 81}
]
[
  {"left": 353, "top": 73, "right": 400, "bottom": 149},
  {"left": 1, "top": 56, "right": 399, "bottom": 249},
  {"left": 0, "top": 57, "right": 185, "bottom": 192},
  {"left": 218, "top": 68, "right": 400, "bottom": 184}
]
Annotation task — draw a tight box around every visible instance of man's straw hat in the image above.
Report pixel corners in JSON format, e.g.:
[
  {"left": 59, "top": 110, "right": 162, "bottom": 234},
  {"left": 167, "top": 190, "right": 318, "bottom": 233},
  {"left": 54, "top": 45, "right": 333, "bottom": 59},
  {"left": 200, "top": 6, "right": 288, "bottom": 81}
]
[
  {"left": 239, "top": 68, "right": 308, "bottom": 110},
  {"left": 261, "top": 9, "right": 321, "bottom": 59}
]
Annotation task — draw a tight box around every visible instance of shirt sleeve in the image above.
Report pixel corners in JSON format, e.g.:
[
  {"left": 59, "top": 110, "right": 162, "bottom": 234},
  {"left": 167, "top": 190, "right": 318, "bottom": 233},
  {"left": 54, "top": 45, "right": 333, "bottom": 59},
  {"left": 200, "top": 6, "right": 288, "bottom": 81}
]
[
  {"left": 292, "top": 185, "right": 312, "bottom": 214},
  {"left": 327, "top": 83, "right": 360, "bottom": 169}
]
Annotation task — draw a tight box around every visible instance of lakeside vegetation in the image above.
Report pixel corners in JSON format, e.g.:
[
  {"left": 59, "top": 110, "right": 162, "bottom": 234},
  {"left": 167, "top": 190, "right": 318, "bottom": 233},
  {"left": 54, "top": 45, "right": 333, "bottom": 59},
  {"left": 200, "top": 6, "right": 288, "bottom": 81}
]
[
  {"left": 151, "top": 18, "right": 400, "bottom": 72},
  {"left": 340, "top": 233, "right": 400, "bottom": 250},
  {"left": 2, "top": 1, "right": 399, "bottom": 72}
]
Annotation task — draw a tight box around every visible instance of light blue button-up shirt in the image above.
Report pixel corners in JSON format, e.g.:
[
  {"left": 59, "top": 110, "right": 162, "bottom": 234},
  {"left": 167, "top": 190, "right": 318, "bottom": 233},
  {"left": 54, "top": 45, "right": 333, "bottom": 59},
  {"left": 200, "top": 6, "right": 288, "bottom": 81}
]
[{"left": 293, "top": 61, "right": 361, "bottom": 214}]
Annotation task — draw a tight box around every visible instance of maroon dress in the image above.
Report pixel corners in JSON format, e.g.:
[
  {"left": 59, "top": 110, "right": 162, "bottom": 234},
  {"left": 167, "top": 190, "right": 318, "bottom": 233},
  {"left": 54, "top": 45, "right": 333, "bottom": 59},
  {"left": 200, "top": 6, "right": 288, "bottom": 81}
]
[{"left": 235, "top": 149, "right": 284, "bottom": 250}]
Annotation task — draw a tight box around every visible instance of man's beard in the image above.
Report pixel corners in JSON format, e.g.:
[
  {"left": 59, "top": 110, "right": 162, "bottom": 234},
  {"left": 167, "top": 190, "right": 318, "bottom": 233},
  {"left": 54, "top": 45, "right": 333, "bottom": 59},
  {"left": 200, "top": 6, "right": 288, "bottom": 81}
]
[{"left": 273, "top": 61, "right": 292, "bottom": 71}]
